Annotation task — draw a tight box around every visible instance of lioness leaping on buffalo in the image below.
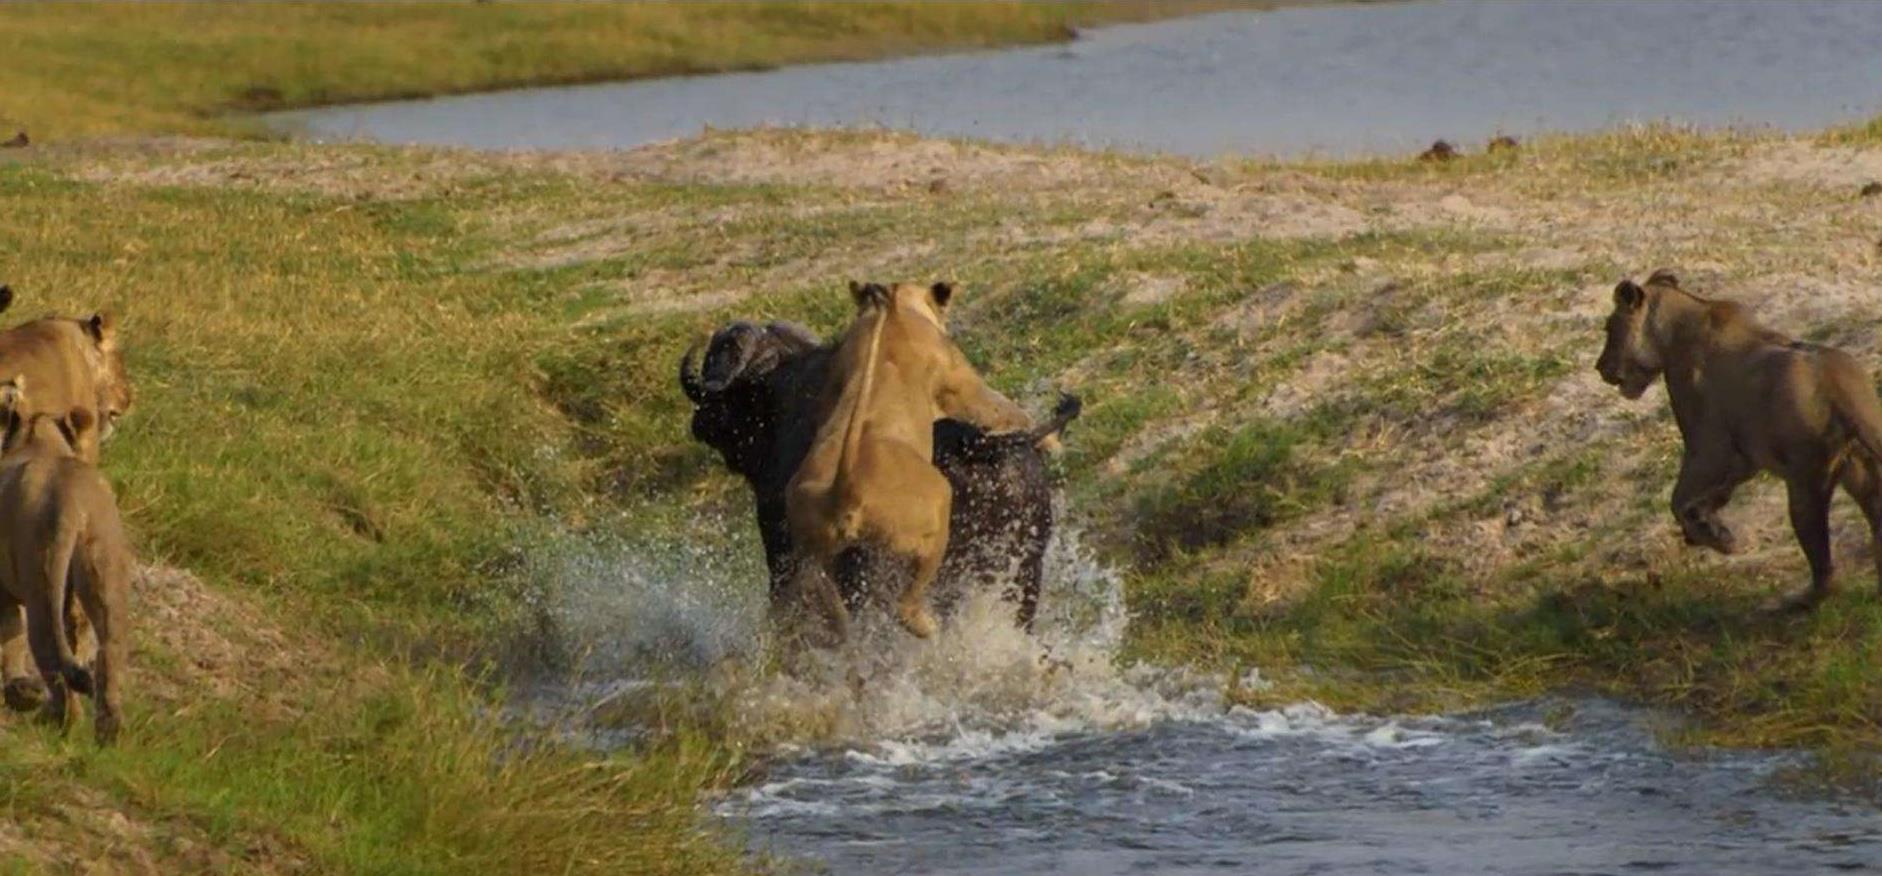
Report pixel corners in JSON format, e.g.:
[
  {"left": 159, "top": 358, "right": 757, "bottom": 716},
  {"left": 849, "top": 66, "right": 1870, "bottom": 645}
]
[
  {"left": 0, "top": 376, "right": 133, "bottom": 744},
  {"left": 679, "top": 319, "right": 1081, "bottom": 632},
  {"left": 1597, "top": 270, "right": 1882, "bottom": 610},
  {"left": 786, "top": 281, "right": 1041, "bottom": 640}
]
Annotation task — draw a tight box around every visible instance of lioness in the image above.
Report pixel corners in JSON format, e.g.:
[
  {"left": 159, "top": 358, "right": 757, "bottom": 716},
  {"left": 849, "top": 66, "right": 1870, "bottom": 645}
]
[
  {"left": 0, "top": 309, "right": 132, "bottom": 450},
  {"left": 680, "top": 320, "right": 1082, "bottom": 631},
  {"left": 0, "top": 302, "right": 132, "bottom": 708},
  {"left": 786, "top": 281, "right": 1039, "bottom": 640},
  {"left": 1597, "top": 270, "right": 1882, "bottom": 609},
  {"left": 0, "top": 377, "right": 132, "bottom": 743}
]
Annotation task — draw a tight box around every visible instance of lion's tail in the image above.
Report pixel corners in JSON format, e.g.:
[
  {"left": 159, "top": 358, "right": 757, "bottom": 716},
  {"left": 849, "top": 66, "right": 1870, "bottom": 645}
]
[
  {"left": 831, "top": 304, "right": 889, "bottom": 542},
  {"left": 1829, "top": 362, "right": 1882, "bottom": 464},
  {"left": 43, "top": 515, "right": 93, "bottom": 697}
]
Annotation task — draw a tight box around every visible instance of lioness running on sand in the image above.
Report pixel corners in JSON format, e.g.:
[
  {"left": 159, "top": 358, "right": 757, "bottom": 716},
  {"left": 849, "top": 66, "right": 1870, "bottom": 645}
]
[{"left": 1597, "top": 270, "right": 1882, "bottom": 610}]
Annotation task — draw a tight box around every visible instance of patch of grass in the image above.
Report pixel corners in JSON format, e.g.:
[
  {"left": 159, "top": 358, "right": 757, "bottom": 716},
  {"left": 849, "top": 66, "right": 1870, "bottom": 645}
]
[
  {"left": 1819, "top": 113, "right": 1882, "bottom": 147},
  {"left": 0, "top": 0, "right": 1254, "bottom": 141},
  {"left": 1058, "top": 386, "right": 1189, "bottom": 476},
  {"left": 1346, "top": 333, "right": 1572, "bottom": 426},
  {"left": 66, "top": 668, "right": 745, "bottom": 874},
  {"left": 0, "top": 156, "right": 750, "bottom": 868},
  {"left": 1136, "top": 520, "right": 1882, "bottom": 755},
  {"left": 1130, "top": 416, "right": 1356, "bottom": 563}
]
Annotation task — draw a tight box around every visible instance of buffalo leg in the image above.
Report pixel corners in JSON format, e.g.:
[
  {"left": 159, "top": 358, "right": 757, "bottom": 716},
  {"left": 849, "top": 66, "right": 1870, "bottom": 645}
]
[{"left": 1012, "top": 532, "right": 1046, "bottom": 632}]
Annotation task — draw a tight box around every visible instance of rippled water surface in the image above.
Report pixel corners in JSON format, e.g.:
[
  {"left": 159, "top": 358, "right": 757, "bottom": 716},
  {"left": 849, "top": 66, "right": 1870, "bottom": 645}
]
[
  {"left": 274, "top": 0, "right": 1882, "bottom": 157},
  {"left": 725, "top": 699, "right": 1881, "bottom": 875},
  {"left": 525, "top": 520, "right": 1881, "bottom": 876}
]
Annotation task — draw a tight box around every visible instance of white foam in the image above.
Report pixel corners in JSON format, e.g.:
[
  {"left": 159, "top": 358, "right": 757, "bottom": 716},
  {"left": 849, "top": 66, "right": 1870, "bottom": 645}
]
[
  {"left": 523, "top": 515, "right": 1367, "bottom": 763},
  {"left": 708, "top": 523, "right": 1242, "bottom": 753}
]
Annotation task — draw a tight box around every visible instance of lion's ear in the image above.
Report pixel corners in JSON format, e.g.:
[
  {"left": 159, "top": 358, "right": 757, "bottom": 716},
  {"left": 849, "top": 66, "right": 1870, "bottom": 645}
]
[
  {"left": 1645, "top": 269, "right": 1679, "bottom": 288},
  {"left": 930, "top": 282, "right": 955, "bottom": 310},
  {"left": 87, "top": 311, "right": 119, "bottom": 351},
  {"left": 849, "top": 281, "right": 889, "bottom": 310},
  {"left": 1614, "top": 280, "right": 1645, "bottom": 311},
  {"left": 0, "top": 285, "right": 12, "bottom": 315},
  {"left": 55, "top": 408, "right": 96, "bottom": 457}
]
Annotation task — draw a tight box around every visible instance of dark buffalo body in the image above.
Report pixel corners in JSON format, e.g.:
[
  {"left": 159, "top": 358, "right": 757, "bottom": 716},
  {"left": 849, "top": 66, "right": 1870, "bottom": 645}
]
[{"left": 680, "top": 320, "right": 1076, "bottom": 630}]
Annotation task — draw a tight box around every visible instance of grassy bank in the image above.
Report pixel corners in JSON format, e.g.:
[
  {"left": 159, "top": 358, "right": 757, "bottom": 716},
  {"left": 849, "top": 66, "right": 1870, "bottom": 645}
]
[
  {"left": 5, "top": 122, "right": 1881, "bottom": 865},
  {"left": 0, "top": 143, "right": 762, "bottom": 870},
  {"left": 0, "top": 0, "right": 1250, "bottom": 141}
]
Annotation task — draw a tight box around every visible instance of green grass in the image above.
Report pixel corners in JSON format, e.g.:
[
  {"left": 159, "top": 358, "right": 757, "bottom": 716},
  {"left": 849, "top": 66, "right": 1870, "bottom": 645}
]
[
  {"left": 0, "top": 0, "right": 1251, "bottom": 141},
  {"left": 0, "top": 155, "right": 754, "bottom": 869},
  {"left": 1130, "top": 417, "right": 1356, "bottom": 563},
  {"left": 68, "top": 669, "right": 746, "bottom": 874}
]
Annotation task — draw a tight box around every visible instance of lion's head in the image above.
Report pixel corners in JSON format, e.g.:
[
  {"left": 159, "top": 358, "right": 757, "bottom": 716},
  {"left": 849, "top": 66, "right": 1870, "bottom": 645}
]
[{"left": 1596, "top": 271, "right": 1678, "bottom": 400}]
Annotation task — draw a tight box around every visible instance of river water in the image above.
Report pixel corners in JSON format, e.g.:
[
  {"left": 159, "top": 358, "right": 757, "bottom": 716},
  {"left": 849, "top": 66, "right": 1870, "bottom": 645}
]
[
  {"left": 729, "top": 699, "right": 1881, "bottom": 875},
  {"left": 531, "top": 522, "right": 1881, "bottom": 875},
  {"left": 271, "top": 0, "right": 1882, "bottom": 158}
]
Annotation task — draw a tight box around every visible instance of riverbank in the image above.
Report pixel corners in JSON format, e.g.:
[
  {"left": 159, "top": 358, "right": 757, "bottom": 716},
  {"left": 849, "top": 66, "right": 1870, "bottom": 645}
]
[
  {"left": 0, "top": 0, "right": 1259, "bottom": 142},
  {"left": 4, "top": 123, "right": 1882, "bottom": 863},
  {"left": 505, "top": 125, "right": 1882, "bottom": 767}
]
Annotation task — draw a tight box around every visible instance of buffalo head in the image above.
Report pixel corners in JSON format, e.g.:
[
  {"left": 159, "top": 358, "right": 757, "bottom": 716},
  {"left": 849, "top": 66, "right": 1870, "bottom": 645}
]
[{"left": 680, "top": 320, "right": 822, "bottom": 480}]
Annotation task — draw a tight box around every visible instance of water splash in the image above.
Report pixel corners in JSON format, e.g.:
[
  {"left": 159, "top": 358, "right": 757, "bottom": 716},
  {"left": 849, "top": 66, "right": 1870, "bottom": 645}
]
[
  {"left": 519, "top": 506, "right": 1242, "bottom": 754},
  {"left": 791, "top": 510, "right": 1265, "bottom": 748}
]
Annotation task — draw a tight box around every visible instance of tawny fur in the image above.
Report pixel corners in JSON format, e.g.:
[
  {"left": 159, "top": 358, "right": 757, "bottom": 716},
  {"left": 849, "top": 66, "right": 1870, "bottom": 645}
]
[
  {"left": 0, "top": 379, "right": 134, "bottom": 744},
  {"left": 785, "top": 281, "right": 1036, "bottom": 640},
  {"left": 1597, "top": 270, "right": 1882, "bottom": 609},
  {"left": 0, "top": 299, "right": 133, "bottom": 706}
]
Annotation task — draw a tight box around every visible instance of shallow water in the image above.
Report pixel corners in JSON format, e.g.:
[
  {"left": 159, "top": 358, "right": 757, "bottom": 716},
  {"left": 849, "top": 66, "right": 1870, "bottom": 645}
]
[
  {"left": 725, "top": 698, "right": 1882, "bottom": 875},
  {"left": 272, "top": 0, "right": 1882, "bottom": 157},
  {"left": 526, "top": 519, "right": 1880, "bottom": 875}
]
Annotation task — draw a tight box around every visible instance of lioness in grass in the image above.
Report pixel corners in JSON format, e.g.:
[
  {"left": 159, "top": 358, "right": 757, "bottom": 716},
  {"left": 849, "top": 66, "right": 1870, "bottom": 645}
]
[
  {"left": 0, "top": 296, "right": 132, "bottom": 709},
  {"left": 0, "top": 300, "right": 132, "bottom": 450},
  {"left": 0, "top": 377, "right": 132, "bottom": 744},
  {"left": 1597, "top": 270, "right": 1882, "bottom": 610},
  {"left": 785, "top": 281, "right": 1042, "bottom": 640}
]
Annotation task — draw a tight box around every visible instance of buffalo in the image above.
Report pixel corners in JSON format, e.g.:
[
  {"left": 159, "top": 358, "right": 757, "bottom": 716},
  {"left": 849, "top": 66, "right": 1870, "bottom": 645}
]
[{"left": 680, "top": 319, "right": 1078, "bottom": 631}]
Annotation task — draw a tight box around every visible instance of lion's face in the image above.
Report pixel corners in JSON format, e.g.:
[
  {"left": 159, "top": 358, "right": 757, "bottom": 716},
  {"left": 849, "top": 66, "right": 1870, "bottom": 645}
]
[
  {"left": 1597, "top": 280, "right": 1661, "bottom": 400},
  {"left": 84, "top": 312, "right": 133, "bottom": 441}
]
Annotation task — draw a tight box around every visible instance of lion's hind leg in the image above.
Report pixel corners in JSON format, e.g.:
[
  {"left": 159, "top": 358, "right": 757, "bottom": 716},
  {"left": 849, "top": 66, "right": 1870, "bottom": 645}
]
[
  {"left": 1781, "top": 472, "right": 1839, "bottom": 611},
  {"left": 73, "top": 555, "right": 129, "bottom": 746},
  {"left": 0, "top": 598, "right": 43, "bottom": 712},
  {"left": 1840, "top": 455, "right": 1882, "bottom": 598},
  {"left": 860, "top": 449, "right": 952, "bottom": 640},
  {"left": 896, "top": 468, "right": 953, "bottom": 640}
]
